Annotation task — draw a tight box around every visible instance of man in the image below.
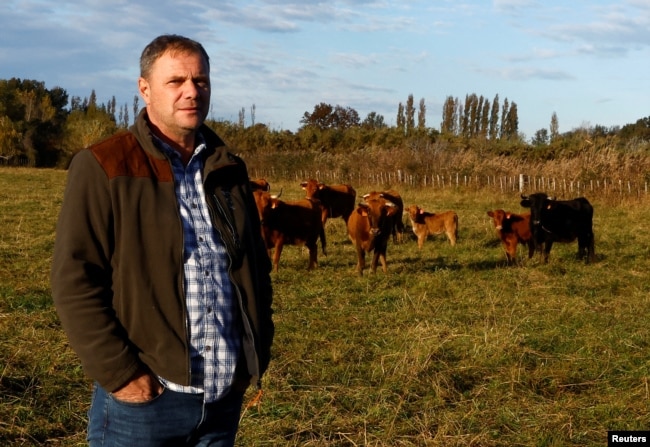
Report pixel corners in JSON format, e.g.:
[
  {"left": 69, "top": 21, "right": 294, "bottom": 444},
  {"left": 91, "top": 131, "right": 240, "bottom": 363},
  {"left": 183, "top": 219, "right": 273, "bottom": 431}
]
[{"left": 51, "top": 34, "right": 274, "bottom": 446}]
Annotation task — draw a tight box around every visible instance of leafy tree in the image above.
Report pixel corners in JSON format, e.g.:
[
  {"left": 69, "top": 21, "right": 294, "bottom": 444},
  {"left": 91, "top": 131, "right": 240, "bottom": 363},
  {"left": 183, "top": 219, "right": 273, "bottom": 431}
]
[
  {"left": 332, "top": 105, "right": 360, "bottom": 130},
  {"left": 0, "top": 78, "right": 69, "bottom": 166},
  {"left": 619, "top": 116, "right": 650, "bottom": 141},
  {"left": 0, "top": 116, "right": 21, "bottom": 160},
  {"left": 532, "top": 128, "right": 549, "bottom": 146},
  {"left": 301, "top": 102, "right": 334, "bottom": 130},
  {"left": 300, "top": 102, "right": 360, "bottom": 131},
  {"left": 362, "top": 111, "right": 386, "bottom": 129}
]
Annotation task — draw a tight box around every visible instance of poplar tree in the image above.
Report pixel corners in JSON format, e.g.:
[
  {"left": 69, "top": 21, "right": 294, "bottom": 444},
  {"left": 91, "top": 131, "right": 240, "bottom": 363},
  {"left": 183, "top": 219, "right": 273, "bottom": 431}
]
[
  {"left": 489, "top": 94, "right": 500, "bottom": 140},
  {"left": 405, "top": 94, "right": 415, "bottom": 134},
  {"left": 132, "top": 95, "right": 139, "bottom": 124},
  {"left": 550, "top": 112, "right": 559, "bottom": 141},
  {"left": 418, "top": 98, "right": 426, "bottom": 130},
  {"left": 481, "top": 98, "right": 490, "bottom": 138},
  {"left": 500, "top": 98, "right": 510, "bottom": 139},
  {"left": 440, "top": 96, "right": 457, "bottom": 135},
  {"left": 396, "top": 102, "right": 405, "bottom": 132}
]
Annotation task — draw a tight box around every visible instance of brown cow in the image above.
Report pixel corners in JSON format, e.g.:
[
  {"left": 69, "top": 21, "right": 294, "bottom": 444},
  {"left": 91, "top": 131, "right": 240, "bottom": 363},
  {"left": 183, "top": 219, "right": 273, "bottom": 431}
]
[
  {"left": 347, "top": 193, "right": 399, "bottom": 276},
  {"left": 486, "top": 209, "right": 534, "bottom": 264},
  {"left": 406, "top": 205, "right": 458, "bottom": 249},
  {"left": 364, "top": 190, "right": 405, "bottom": 244},
  {"left": 249, "top": 178, "right": 271, "bottom": 192},
  {"left": 300, "top": 179, "right": 356, "bottom": 226},
  {"left": 253, "top": 190, "right": 324, "bottom": 272}
]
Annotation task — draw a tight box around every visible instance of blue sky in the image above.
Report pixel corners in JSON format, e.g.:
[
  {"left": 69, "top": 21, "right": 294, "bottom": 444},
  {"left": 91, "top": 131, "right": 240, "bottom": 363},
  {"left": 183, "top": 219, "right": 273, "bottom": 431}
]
[{"left": 1, "top": 0, "right": 648, "bottom": 140}]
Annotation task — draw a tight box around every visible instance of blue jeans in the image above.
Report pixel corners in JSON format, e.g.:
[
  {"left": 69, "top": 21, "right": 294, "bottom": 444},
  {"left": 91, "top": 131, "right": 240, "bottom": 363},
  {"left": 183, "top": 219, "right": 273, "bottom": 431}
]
[{"left": 87, "top": 383, "right": 244, "bottom": 447}]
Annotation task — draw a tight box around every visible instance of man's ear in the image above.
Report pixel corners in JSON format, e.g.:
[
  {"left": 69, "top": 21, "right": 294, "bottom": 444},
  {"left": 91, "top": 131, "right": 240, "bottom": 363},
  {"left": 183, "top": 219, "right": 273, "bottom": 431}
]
[{"left": 138, "top": 77, "right": 150, "bottom": 105}]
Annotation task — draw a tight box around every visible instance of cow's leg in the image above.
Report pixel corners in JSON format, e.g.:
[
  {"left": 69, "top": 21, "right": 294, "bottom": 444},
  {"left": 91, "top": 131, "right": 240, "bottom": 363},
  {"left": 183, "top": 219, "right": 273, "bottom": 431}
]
[
  {"left": 417, "top": 234, "right": 425, "bottom": 250},
  {"left": 370, "top": 250, "right": 380, "bottom": 273},
  {"left": 395, "top": 219, "right": 405, "bottom": 244},
  {"left": 273, "top": 243, "right": 283, "bottom": 272},
  {"left": 526, "top": 241, "right": 535, "bottom": 259},
  {"left": 447, "top": 229, "right": 456, "bottom": 246},
  {"left": 379, "top": 251, "right": 388, "bottom": 273},
  {"left": 505, "top": 239, "right": 516, "bottom": 265},
  {"left": 306, "top": 241, "right": 318, "bottom": 270},
  {"left": 577, "top": 238, "right": 587, "bottom": 260},
  {"left": 355, "top": 247, "right": 366, "bottom": 276},
  {"left": 372, "top": 250, "right": 387, "bottom": 273},
  {"left": 579, "top": 233, "right": 596, "bottom": 263},
  {"left": 543, "top": 240, "right": 552, "bottom": 263},
  {"left": 319, "top": 226, "right": 327, "bottom": 257},
  {"left": 587, "top": 234, "right": 596, "bottom": 263}
]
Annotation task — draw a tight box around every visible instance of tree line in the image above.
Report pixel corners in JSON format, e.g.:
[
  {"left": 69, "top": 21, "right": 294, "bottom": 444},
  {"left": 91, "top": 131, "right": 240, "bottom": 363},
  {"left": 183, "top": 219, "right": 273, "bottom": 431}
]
[{"left": 0, "top": 77, "right": 648, "bottom": 168}]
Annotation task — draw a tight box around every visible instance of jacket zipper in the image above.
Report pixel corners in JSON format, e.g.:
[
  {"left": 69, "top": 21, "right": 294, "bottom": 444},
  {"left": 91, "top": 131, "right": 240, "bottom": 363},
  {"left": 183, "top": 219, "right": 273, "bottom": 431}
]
[{"left": 208, "top": 188, "right": 262, "bottom": 384}]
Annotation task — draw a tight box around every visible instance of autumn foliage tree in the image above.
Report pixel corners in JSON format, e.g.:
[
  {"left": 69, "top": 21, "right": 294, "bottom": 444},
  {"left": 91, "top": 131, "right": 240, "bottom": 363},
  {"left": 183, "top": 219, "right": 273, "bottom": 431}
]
[
  {"left": 0, "top": 78, "right": 68, "bottom": 166},
  {"left": 299, "top": 102, "right": 360, "bottom": 130}
]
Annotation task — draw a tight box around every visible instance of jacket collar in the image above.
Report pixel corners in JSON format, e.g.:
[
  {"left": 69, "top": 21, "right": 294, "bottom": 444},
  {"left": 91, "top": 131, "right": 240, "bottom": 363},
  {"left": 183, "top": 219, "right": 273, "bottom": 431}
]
[{"left": 129, "top": 108, "right": 238, "bottom": 172}]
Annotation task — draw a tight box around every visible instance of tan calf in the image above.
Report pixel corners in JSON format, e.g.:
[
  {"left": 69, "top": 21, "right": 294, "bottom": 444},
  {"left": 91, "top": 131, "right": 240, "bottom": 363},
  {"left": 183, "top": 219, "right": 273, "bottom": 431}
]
[{"left": 406, "top": 204, "right": 458, "bottom": 249}]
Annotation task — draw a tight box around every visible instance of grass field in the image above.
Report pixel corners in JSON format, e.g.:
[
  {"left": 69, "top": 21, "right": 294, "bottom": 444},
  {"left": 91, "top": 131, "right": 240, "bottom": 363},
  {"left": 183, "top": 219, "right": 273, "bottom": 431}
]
[{"left": 1, "top": 167, "right": 650, "bottom": 446}]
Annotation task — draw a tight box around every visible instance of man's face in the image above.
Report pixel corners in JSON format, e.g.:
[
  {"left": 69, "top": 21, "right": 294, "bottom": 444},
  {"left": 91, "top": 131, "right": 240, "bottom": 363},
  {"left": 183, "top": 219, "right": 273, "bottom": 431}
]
[{"left": 138, "top": 50, "right": 210, "bottom": 139}]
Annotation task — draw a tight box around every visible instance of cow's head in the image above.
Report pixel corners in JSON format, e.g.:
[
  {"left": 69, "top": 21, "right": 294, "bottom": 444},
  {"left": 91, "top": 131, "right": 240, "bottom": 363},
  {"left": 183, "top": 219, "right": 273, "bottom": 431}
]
[
  {"left": 253, "top": 190, "right": 282, "bottom": 221},
  {"left": 359, "top": 196, "right": 398, "bottom": 237},
  {"left": 521, "top": 192, "right": 551, "bottom": 226},
  {"left": 301, "top": 179, "right": 322, "bottom": 199},
  {"left": 487, "top": 209, "right": 507, "bottom": 230},
  {"left": 407, "top": 204, "right": 424, "bottom": 222}
]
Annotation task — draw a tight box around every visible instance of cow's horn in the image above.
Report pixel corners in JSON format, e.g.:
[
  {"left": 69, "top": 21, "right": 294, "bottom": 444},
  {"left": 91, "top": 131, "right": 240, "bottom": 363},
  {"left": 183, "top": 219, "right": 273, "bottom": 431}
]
[{"left": 271, "top": 188, "right": 283, "bottom": 199}]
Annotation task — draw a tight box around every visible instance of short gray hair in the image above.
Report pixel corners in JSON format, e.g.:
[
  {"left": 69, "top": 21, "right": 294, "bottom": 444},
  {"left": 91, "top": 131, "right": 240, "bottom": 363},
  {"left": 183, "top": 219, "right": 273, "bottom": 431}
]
[{"left": 139, "top": 34, "right": 210, "bottom": 79}]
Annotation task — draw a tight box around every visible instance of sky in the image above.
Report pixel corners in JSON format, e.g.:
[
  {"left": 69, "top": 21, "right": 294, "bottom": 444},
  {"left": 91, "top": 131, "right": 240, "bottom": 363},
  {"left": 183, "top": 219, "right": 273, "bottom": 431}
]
[{"left": 1, "top": 0, "right": 649, "bottom": 140}]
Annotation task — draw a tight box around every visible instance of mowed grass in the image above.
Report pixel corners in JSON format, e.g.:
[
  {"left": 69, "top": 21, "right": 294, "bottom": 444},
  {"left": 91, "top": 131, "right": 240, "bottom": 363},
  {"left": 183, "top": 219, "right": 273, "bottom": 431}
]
[{"left": 2, "top": 168, "right": 650, "bottom": 446}]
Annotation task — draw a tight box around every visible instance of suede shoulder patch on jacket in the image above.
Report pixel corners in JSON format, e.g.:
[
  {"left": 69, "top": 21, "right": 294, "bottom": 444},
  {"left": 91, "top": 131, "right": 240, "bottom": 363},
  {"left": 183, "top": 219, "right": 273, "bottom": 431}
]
[{"left": 89, "top": 131, "right": 172, "bottom": 182}]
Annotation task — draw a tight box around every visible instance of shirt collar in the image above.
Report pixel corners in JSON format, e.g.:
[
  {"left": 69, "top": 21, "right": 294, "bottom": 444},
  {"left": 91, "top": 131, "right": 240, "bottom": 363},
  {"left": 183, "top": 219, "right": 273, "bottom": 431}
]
[{"left": 151, "top": 132, "right": 207, "bottom": 162}]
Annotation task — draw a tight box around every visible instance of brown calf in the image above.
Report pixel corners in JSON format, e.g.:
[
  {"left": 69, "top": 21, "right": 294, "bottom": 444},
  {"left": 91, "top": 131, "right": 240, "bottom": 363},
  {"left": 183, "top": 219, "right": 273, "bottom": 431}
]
[
  {"left": 253, "top": 190, "right": 324, "bottom": 272},
  {"left": 486, "top": 209, "right": 534, "bottom": 264}
]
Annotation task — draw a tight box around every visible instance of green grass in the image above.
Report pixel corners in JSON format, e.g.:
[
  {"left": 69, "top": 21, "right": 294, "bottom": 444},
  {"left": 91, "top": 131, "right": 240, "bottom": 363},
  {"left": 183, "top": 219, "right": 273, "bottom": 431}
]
[{"left": 2, "top": 168, "right": 650, "bottom": 446}]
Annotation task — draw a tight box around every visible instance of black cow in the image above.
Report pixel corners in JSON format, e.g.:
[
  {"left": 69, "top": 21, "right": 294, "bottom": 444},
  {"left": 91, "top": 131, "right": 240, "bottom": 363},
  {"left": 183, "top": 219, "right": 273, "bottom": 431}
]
[{"left": 520, "top": 192, "right": 595, "bottom": 263}]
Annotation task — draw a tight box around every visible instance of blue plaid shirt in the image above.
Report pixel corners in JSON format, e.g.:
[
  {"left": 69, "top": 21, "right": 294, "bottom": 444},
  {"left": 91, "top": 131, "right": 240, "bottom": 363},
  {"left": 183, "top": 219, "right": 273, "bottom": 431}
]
[{"left": 154, "top": 134, "right": 241, "bottom": 403}]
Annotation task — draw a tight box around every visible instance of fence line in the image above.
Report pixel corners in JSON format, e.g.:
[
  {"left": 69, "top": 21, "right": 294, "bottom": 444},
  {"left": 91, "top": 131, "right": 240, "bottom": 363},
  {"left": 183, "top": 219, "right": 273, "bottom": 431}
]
[{"left": 250, "top": 168, "right": 649, "bottom": 198}]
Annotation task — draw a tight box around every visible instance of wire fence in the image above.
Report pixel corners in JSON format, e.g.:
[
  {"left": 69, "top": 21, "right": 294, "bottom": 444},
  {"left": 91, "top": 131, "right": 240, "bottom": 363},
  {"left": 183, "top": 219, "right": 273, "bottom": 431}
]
[{"left": 250, "top": 168, "right": 650, "bottom": 199}]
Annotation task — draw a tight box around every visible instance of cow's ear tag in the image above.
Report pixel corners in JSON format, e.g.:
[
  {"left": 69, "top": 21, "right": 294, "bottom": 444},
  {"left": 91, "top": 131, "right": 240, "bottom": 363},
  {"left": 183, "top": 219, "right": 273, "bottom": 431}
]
[
  {"left": 418, "top": 209, "right": 424, "bottom": 215},
  {"left": 506, "top": 213, "right": 511, "bottom": 218}
]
